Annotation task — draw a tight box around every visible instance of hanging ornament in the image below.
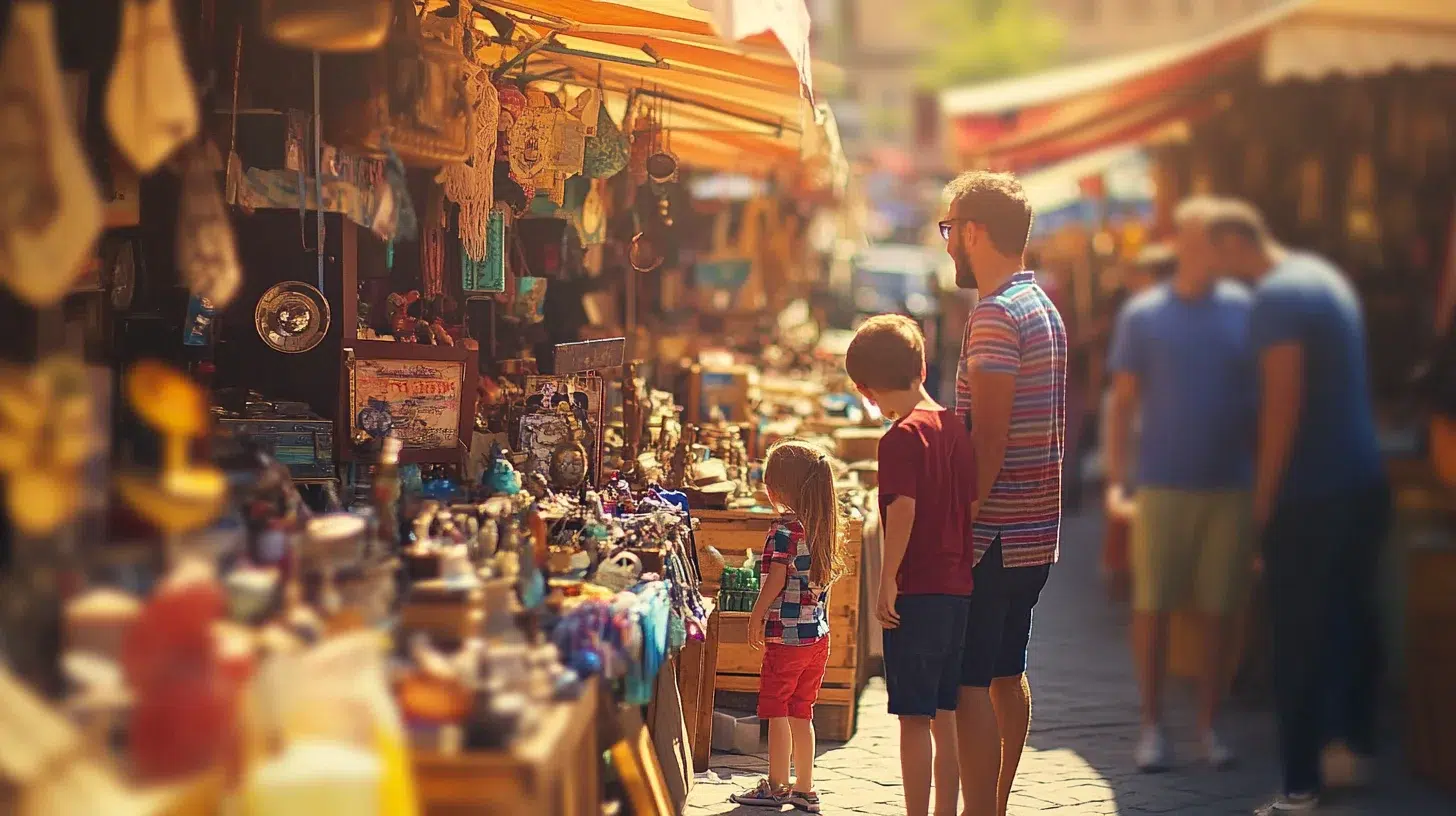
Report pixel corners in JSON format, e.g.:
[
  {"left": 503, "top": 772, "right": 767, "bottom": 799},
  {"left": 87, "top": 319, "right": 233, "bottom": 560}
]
[
  {"left": 372, "top": 136, "right": 418, "bottom": 242},
  {"left": 440, "top": 65, "right": 500, "bottom": 261},
  {"left": 176, "top": 143, "right": 241, "bottom": 308},
  {"left": 422, "top": 221, "right": 445, "bottom": 297},
  {"left": 462, "top": 207, "right": 506, "bottom": 294},
  {"left": 0, "top": 1, "right": 104, "bottom": 307},
  {"left": 254, "top": 282, "right": 331, "bottom": 353},
  {"left": 106, "top": 0, "right": 200, "bottom": 173},
  {"left": 508, "top": 94, "right": 556, "bottom": 188},
  {"left": 580, "top": 179, "right": 607, "bottom": 245},
  {"left": 583, "top": 106, "right": 629, "bottom": 180}
]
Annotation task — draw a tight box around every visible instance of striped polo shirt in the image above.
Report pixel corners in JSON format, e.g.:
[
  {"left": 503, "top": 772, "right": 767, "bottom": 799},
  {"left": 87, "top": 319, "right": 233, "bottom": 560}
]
[{"left": 956, "top": 270, "right": 1067, "bottom": 568}]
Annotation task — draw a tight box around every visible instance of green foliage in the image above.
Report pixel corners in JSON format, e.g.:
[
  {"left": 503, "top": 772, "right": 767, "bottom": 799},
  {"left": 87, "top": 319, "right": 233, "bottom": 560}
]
[{"left": 915, "top": 0, "right": 1065, "bottom": 89}]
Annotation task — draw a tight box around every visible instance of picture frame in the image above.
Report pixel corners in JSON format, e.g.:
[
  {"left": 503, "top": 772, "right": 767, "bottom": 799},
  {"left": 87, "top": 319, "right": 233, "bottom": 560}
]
[{"left": 342, "top": 342, "right": 479, "bottom": 464}]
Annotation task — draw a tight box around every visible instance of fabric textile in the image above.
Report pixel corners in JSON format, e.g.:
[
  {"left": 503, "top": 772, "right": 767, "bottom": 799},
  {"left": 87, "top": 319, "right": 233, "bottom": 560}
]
[
  {"left": 882, "top": 594, "right": 971, "bottom": 716},
  {"left": 1263, "top": 482, "right": 1390, "bottom": 795},
  {"left": 960, "top": 536, "right": 1051, "bottom": 687},
  {"left": 955, "top": 270, "right": 1068, "bottom": 567},
  {"left": 1108, "top": 280, "right": 1257, "bottom": 489},
  {"left": 876, "top": 407, "right": 978, "bottom": 597},
  {"left": 1130, "top": 488, "right": 1255, "bottom": 615},
  {"left": 1249, "top": 252, "right": 1385, "bottom": 498},
  {"left": 757, "top": 638, "right": 830, "bottom": 720},
  {"left": 758, "top": 517, "right": 829, "bottom": 646}
]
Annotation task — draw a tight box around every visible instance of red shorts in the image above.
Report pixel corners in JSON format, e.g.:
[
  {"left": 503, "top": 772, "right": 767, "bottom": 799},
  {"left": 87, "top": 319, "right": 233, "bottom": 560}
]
[{"left": 757, "top": 638, "right": 830, "bottom": 720}]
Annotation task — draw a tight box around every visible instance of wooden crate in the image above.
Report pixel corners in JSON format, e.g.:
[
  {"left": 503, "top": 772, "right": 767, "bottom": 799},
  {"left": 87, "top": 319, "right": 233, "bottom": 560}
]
[
  {"left": 414, "top": 681, "right": 599, "bottom": 816},
  {"left": 1406, "top": 544, "right": 1456, "bottom": 792},
  {"left": 696, "top": 510, "right": 866, "bottom": 741}
]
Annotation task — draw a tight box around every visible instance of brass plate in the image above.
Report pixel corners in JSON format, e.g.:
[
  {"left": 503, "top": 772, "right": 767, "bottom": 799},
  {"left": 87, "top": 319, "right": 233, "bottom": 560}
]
[{"left": 254, "top": 281, "right": 331, "bottom": 354}]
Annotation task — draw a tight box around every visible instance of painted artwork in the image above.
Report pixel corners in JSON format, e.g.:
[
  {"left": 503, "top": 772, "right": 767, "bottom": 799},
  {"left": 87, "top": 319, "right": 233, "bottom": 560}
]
[
  {"left": 350, "top": 358, "right": 464, "bottom": 449},
  {"left": 524, "top": 375, "right": 604, "bottom": 486}
]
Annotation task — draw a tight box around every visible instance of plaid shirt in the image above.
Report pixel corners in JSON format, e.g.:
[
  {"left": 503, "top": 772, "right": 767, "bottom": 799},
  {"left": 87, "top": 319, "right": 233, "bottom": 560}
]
[{"left": 758, "top": 517, "right": 829, "bottom": 646}]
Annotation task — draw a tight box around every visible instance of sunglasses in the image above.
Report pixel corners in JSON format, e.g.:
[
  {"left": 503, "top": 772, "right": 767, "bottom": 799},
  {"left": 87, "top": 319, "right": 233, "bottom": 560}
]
[{"left": 938, "top": 218, "right": 973, "bottom": 241}]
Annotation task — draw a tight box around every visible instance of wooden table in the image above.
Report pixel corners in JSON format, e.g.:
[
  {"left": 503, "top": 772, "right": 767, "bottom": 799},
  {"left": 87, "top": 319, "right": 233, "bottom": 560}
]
[
  {"left": 413, "top": 681, "right": 600, "bottom": 816},
  {"left": 695, "top": 509, "right": 867, "bottom": 741}
]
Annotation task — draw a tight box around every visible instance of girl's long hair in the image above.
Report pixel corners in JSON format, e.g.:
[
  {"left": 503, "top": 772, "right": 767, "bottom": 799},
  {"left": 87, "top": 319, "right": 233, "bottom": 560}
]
[{"left": 763, "top": 439, "right": 845, "bottom": 587}]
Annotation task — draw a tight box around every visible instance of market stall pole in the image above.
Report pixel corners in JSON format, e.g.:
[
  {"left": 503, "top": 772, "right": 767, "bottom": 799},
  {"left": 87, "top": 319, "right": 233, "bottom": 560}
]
[
  {"left": 694, "top": 509, "right": 868, "bottom": 741},
  {"left": 413, "top": 679, "right": 601, "bottom": 816}
]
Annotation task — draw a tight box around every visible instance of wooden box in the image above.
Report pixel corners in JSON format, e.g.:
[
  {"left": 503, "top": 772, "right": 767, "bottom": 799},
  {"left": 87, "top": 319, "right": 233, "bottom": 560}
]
[
  {"left": 1406, "top": 543, "right": 1456, "bottom": 792},
  {"left": 414, "top": 681, "right": 599, "bottom": 816},
  {"left": 695, "top": 509, "right": 866, "bottom": 741}
]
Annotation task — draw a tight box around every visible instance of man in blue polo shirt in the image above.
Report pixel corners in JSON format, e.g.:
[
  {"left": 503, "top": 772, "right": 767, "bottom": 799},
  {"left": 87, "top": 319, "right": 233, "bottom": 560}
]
[
  {"left": 1205, "top": 199, "right": 1389, "bottom": 816},
  {"left": 1105, "top": 197, "right": 1257, "bottom": 774}
]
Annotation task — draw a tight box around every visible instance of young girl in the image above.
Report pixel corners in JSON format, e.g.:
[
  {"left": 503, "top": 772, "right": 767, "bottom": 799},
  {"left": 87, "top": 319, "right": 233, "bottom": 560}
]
[{"left": 731, "top": 440, "right": 845, "bottom": 813}]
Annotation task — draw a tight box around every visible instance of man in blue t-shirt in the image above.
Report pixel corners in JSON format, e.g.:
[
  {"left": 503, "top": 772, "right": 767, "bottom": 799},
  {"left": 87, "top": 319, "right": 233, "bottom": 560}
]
[
  {"left": 1105, "top": 197, "right": 1257, "bottom": 774},
  {"left": 1205, "top": 199, "right": 1389, "bottom": 816}
]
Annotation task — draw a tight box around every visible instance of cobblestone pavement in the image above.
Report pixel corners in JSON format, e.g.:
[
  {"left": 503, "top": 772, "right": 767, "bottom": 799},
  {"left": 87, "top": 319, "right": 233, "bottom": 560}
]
[{"left": 685, "top": 510, "right": 1455, "bottom": 815}]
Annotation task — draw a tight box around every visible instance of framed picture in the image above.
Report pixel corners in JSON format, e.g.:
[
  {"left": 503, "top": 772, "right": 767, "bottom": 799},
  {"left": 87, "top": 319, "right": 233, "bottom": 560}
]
[
  {"left": 343, "top": 342, "right": 479, "bottom": 464},
  {"left": 524, "top": 375, "right": 604, "bottom": 486}
]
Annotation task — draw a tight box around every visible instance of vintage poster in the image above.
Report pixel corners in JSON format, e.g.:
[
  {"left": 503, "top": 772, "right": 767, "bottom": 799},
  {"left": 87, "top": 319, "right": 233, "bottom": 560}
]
[
  {"left": 350, "top": 358, "right": 465, "bottom": 449},
  {"left": 524, "top": 375, "right": 604, "bottom": 485}
]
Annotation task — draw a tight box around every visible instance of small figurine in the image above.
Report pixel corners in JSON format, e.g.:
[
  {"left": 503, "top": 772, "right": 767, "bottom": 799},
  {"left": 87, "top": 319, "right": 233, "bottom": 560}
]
[
  {"left": 483, "top": 453, "right": 523, "bottom": 497},
  {"left": 386, "top": 289, "right": 421, "bottom": 333}
]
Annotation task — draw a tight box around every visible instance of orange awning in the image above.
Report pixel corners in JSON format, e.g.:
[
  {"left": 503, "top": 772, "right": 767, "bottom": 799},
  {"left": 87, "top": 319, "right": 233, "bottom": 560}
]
[{"left": 483, "top": 0, "right": 817, "bottom": 98}]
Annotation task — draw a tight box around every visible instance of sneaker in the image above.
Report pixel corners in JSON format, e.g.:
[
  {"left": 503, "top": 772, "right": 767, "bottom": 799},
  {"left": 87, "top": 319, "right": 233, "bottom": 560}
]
[
  {"left": 1204, "top": 729, "right": 1236, "bottom": 769},
  {"left": 1136, "top": 726, "right": 1172, "bottom": 773},
  {"left": 1321, "top": 741, "right": 1373, "bottom": 789},
  {"left": 1253, "top": 792, "right": 1318, "bottom": 814},
  {"left": 787, "top": 790, "right": 821, "bottom": 813},
  {"left": 729, "top": 779, "right": 790, "bottom": 808}
]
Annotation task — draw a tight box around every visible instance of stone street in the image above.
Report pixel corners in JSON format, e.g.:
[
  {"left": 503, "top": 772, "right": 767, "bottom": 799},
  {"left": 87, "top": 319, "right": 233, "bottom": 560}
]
[{"left": 685, "top": 510, "right": 1455, "bottom": 815}]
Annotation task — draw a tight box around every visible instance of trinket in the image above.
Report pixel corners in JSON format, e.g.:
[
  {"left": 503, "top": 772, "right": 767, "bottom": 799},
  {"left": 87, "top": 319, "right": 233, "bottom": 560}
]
[
  {"left": 115, "top": 362, "right": 228, "bottom": 537},
  {"left": 255, "top": 281, "right": 331, "bottom": 353},
  {"left": 0, "top": 356, "right": 103, "bottom": 535}
]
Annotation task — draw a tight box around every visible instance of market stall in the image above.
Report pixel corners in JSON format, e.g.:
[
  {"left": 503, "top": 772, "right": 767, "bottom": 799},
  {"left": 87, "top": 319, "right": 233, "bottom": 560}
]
[
  {"left": 939, "top": 0, "right": 1456, "bottom": 783},
  {"left": 0, "top": 0, "right": 858, "bottom": 813}
]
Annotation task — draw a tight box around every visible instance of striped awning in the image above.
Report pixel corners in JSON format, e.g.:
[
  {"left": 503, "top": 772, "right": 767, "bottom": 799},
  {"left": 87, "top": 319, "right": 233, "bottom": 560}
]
[{"left": 941, "top": 0, "right": 1456, "bottom": 171}]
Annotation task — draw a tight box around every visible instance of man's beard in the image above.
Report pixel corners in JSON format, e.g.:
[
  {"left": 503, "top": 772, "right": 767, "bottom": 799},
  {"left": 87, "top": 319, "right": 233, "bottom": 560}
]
[{"left": 953, "top": 244, "right": 978, "bottom": 290}]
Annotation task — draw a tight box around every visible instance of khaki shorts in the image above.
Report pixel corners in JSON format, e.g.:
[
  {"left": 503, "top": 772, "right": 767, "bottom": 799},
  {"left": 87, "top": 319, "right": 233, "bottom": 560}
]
[{"left": 1131, "top": 488, "right": 1254, "bottom": 616}]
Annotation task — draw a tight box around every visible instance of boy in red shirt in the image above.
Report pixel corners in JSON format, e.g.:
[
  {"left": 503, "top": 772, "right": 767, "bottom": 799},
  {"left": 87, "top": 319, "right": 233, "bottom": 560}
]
[{"left": 846, "top": 315, "right": 978, "bottom": 816}]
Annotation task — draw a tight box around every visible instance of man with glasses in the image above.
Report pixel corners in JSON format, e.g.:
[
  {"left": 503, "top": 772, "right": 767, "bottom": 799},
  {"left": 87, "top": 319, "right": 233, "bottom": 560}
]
[{"left": 942, "top": 171, "right": 1068, "bottom": 816}]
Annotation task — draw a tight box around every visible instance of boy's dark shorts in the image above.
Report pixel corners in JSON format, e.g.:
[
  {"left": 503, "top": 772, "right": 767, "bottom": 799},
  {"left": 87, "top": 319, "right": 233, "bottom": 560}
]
[
  {"left": 882, "top": 594, "right": 971, "bottom": 716},
  {"left": 960, "top": 536, "right": 1052, "bottom": 688}
]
